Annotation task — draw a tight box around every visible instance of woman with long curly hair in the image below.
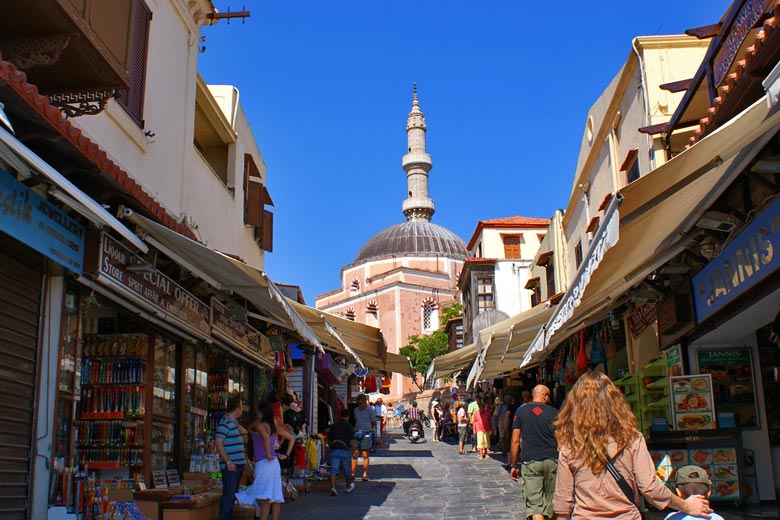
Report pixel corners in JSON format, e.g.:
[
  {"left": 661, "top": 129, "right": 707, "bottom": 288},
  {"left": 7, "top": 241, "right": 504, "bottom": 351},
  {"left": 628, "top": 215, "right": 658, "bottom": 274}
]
[{"left": 553, "top": 371, "right": 712, "bottom": 520}]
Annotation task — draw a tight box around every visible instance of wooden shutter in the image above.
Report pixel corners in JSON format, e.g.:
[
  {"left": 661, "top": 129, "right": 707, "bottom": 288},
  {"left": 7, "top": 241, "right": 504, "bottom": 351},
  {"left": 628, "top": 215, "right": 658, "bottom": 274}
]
[
  {"left": 116, "top": 0, "right": 151, "bottom": 127},
  {"left": 246, "top": 178, "right": 263, "bottom": 228},
  {"left": 502, "top": 235, "right": 521, "bottom": 259},
  {"left": 0, "top": 237, "right": 43, "bottom": 518},
  {"left": 260, "top": 210, "right": 273, "bottom": 252}
]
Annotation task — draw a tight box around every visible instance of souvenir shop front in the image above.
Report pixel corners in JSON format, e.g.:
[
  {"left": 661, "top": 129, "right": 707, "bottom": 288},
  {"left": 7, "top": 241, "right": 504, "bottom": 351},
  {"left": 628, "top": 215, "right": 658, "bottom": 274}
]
[{"left": 48, "top": 231, "right": 291, "bottom": 517}]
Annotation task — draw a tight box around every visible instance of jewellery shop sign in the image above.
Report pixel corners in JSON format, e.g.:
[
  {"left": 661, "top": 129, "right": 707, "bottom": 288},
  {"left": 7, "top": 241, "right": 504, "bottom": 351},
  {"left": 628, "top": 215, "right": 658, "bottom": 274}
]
[
  {"left": 86, "top": 233, "right": 210, "bottom": 337},
  {"left": 0, "top": 170, "right": 85, "bottom": 274}
]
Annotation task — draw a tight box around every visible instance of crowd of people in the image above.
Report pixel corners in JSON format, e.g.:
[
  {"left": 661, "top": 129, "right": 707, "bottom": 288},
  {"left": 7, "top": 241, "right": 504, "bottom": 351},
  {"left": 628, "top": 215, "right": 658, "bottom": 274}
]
[
  {"left": 214, "top": 372, "right": 722, "bottom": 520},
  {"left": 382, "top": 372, "right": 720, "bottom": 520}
]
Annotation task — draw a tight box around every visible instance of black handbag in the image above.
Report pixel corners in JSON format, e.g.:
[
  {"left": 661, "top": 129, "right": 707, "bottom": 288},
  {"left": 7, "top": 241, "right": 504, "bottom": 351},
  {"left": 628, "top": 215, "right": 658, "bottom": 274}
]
[{"left": 605, "top": 454, "right": 646, "bottom": 519}]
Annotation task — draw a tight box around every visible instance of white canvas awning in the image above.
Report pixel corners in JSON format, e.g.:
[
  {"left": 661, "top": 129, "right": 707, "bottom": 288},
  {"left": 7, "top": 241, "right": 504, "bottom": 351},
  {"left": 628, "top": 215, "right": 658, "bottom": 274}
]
[
  {"left": 522, "top": 95, "right": 780, "bottom": 368},
  {"left": 0, "top": 126, "right": 148, "bottom": 253},
  {"left": 125, "top": 211, "right": 322, "bottom": 350}
]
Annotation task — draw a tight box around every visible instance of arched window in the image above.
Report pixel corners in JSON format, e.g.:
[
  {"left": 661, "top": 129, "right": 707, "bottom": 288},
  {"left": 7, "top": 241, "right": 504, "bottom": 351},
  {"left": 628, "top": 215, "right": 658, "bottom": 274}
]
[
  {"left": 345, "top": 308, "right": 356, "bottom": 321},
  {"left": 350, "top": 279, "right": 360, "bottom": 295},
  {"left": 365, "top": 301, "right": 378, "bottom": 326},
  {"left": 421, "top": 298, "right": 438, "bottom": 332}
]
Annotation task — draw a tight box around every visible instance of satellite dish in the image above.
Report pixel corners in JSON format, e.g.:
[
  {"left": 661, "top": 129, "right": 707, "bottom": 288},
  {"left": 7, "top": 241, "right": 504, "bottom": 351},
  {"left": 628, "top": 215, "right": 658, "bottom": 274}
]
[{"left": 353, "top": 365, "right": 369, "bottom": 378}]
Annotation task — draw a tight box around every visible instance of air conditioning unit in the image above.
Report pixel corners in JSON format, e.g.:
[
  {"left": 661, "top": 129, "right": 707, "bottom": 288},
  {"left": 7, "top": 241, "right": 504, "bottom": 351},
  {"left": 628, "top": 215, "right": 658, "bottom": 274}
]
[{"left": 695, "top": 211, "right": 736, "bottom": 233}]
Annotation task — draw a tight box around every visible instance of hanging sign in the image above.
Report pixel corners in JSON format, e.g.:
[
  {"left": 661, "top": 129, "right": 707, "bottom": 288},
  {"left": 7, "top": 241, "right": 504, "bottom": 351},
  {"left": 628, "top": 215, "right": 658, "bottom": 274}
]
[
  {"left": 0, "top": 169, "right": 85, "bottom": 273},
  {"left": 628, "top": 304, "right": 657, "bottom": 337}
]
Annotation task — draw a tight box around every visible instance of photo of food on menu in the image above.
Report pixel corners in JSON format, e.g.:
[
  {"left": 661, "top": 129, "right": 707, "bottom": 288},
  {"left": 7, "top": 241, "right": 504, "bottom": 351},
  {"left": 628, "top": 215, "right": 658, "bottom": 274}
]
[
  {"left": 670, "top": 374, "right": 716, "bottom": 431},
  {"left": 649, "top": 446, "right": 741, "bottom": 500}
]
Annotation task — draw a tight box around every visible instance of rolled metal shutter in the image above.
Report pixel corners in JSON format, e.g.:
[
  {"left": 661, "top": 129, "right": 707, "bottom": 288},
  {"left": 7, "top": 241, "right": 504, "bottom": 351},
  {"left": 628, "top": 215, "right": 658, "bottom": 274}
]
[{"left": 0, "top": 236, "right": 43, "bottom": 518}]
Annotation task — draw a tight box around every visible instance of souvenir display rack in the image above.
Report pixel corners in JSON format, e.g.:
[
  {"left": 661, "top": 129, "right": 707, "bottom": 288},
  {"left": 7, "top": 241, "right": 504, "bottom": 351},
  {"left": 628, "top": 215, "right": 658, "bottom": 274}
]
[{"left": 77, "top": 334, "right": 149, "bottom": 470}]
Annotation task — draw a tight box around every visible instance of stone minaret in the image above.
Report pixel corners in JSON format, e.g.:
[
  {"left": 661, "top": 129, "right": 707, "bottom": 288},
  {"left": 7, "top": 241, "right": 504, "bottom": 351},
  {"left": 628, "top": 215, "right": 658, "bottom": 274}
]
[{"left": 402, "top": 84, "right": 435, "bottom": 222}]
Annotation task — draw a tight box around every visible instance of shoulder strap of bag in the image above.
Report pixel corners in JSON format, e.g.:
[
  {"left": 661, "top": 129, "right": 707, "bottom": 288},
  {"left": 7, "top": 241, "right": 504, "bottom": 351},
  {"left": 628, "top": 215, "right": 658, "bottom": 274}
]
[{"left": 605, "top": 451, "right": 640, "bottom": 511}]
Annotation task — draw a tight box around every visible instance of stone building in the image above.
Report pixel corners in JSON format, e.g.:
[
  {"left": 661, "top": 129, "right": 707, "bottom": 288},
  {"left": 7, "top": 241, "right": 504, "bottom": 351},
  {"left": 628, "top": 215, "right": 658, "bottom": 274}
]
[{"left": 315, "top": 88, "right": 467, "bottom": 402}]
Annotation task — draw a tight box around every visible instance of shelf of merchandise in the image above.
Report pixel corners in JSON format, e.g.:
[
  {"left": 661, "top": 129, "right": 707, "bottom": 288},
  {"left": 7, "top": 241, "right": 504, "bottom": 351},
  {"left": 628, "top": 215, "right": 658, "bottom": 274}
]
[
  {"left": 77, "top": 334, "right": 151, "bottom": 473},
  {"left": 615, "top": 357, "right": 669, "bottom": 437}
]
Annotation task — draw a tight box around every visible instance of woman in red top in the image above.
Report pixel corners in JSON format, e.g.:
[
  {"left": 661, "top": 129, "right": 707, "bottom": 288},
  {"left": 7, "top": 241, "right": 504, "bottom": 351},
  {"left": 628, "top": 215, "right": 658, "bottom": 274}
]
[{"left": 471, "top": 394, "right": 492, "bottom": 459}]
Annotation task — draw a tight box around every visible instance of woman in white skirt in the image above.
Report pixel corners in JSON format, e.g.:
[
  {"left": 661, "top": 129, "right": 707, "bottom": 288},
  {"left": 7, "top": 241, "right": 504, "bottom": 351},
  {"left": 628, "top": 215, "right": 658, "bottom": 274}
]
[{"left": 236, "top": 402, "right": 294, "bottom": 520}]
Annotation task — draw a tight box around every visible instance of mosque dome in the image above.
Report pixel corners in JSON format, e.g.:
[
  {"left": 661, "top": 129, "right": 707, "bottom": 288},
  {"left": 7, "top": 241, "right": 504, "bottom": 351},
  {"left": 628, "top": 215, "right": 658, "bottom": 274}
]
[{"left": 354, "top": 220, "right": 467, "bottom": 264}]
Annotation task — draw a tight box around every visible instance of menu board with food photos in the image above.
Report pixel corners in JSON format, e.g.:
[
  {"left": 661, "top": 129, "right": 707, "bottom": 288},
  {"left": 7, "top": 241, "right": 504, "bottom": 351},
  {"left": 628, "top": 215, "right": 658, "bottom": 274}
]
[
  {"left": 648, "top": 429, "right": 745, "bottom": 503},
  {"left": 670, "top": 374, "right": 716, "bottom": 431},
  {"left": 697, "top": 346, "right": 758, "bottom": 428}
]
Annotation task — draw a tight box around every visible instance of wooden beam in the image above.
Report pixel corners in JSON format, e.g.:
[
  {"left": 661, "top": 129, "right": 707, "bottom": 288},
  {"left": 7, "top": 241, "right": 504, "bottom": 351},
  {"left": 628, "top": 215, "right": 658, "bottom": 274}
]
[
  {"left": 660, "top": 78, "right": 694, "bottom": 93},
  {"left": 685, "top": 23, "right": 721, "bottom": 39}
]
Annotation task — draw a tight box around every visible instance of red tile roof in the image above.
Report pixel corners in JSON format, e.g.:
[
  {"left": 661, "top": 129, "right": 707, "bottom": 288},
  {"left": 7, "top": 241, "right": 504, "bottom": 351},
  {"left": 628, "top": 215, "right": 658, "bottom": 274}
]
[
  {"left": 467, "top": 215, "right": 551, "bottom": 250},
  {"left": 0, "top": 55, "right": 196, "bottom": 240},
  {"left": 478, "top": 216, "right": 551, "bottom": 227}
]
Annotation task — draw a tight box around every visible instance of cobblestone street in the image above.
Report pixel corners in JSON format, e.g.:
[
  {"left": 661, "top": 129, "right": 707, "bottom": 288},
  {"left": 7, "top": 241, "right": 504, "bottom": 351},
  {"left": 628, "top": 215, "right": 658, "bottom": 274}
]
[
  {"left": 278, "top": 428, "right": 780, "bottom": 520},
  {"left": 279, "top": 428, "right": 524, "bottom": 520}
]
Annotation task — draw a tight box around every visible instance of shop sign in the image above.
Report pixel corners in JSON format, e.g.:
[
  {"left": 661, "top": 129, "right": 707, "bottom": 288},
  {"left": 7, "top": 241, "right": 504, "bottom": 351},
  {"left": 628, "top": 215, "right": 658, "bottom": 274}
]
[
  {"left": 628, "top": 304, "right": 657, "bottom": 337},
  {"left": 697, "top": 346, "right": 758, "bottom": 428},
  {"left": 94, "top": 234, "right": 210, "bottom": 334},
  {"left": 712, "top": 0, "right": 773, "bottom": 86},
  {"left": 210, "top": 298, "right": 266, "bottom": 355},
  {"left": 0, "top": 169, "right": 85, "bottom": 273},
  {"left": 664, "top": 343, "right": 684, "bottom": 377},
  {"left": 692, "top": 196, "right": 780, "bottom": 322}
]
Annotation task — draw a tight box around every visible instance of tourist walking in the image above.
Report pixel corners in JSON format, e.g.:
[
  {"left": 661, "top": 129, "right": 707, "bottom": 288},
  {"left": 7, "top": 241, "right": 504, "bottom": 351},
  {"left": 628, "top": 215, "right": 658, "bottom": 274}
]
[
  {"left": 327, "top": 409, "right": 357, "bottom": 496},
  {"left": 470, "top": 394, "right": 491, "bottom": 459},
  {"left": 553, "top": 371, "right": 713, "bottom": 520},
  {"left": 352, "top": 394, "right": 376, "bottom": 481},
  {"left": 456, "top": 400, "right": 470, "bottom": 454},
  {"left": 216, "top": 397, "right": 247, "bottom": 520},
  {"left": 509, "top": 385, "right": 557, "bottom": 520},
  {"left": 430, "top": 399, "right": 441, "bottom": 443},
  {"left": 235, "top": 401, "right": 294, "bottom": 520}
]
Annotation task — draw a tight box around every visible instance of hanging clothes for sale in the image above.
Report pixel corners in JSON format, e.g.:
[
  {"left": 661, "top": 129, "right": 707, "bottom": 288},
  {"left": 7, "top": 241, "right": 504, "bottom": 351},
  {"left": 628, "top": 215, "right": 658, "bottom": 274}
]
[
  {"left": 576, "top": 329, "right": 588, "bottom": 376},
  {"left": 364, "top": 375, "right": 377, "bottom": 393},
  {"left": 590, "top": 324, "right": 606, "bottom": 365}
]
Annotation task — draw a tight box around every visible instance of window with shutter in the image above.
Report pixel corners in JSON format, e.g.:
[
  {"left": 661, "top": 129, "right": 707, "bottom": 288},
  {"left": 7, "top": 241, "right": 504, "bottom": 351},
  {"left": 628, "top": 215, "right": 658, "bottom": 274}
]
[
  {"left": 502, "top": 234, "right": 521, "bottom": 259},
  {"left": 116, "top": 0, "right": 151, "bottom": 127}
]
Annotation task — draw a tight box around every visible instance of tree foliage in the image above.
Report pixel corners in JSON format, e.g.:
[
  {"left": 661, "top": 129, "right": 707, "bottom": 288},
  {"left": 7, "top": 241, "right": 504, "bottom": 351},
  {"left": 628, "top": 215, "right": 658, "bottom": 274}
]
[
  {"left": 400, "top": 331, "right": 449, "bottom": 379},
  {"left": 439, "top": 302, "right": 462, "bottom": 327}
]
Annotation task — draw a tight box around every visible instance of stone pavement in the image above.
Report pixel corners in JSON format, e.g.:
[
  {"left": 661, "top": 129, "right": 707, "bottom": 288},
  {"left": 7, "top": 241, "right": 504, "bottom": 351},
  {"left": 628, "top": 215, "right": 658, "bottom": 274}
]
[
  {"left": 279, "top": 428, "right": 524, "bottom": 520},
  {"left": 278, "top": 427, "right": 780, "bottom": 520}
]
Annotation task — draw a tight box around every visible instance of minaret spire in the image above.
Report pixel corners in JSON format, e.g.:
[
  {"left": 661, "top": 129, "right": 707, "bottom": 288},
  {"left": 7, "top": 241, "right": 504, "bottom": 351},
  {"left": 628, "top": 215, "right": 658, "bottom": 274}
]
[{"left": 402, "top": 84, "right": 434, "bottom": 221}]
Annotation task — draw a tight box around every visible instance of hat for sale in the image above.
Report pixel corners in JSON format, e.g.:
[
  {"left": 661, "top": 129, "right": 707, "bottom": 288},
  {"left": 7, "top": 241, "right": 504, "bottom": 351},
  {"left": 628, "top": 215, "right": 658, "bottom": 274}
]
[{"left": 675, "top": 465, "right": 711, "bottom": 485}]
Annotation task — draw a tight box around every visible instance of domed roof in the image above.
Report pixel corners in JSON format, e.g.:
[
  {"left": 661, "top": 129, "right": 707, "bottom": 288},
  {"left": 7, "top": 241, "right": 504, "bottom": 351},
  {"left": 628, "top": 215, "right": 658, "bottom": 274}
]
[{"left": 354, "top": 220, "right": 467, "bottom": 264}]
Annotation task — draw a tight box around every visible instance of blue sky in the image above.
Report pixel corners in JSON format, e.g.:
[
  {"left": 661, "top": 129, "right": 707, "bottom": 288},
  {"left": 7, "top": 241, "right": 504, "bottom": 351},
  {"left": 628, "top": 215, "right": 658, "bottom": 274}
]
[{"left": 199, "top": 1, "right": 731, "bottom": 303}]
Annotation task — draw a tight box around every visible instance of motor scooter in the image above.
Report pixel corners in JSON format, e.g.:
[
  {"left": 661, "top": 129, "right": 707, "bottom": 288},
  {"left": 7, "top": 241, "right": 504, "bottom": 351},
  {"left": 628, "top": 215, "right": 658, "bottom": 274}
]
[{"left": 407, "top": 419, "right": 424, "bottom": 443}]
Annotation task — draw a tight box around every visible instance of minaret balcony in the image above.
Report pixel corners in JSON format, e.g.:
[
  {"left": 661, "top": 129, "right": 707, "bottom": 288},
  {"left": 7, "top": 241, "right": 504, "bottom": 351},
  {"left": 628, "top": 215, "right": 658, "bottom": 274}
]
[
  {"left": 402, "top": 197, "right": 435, "bottom": 215},
  {"left": 402, "top": 153, "right": 432, "bottom": 170}
]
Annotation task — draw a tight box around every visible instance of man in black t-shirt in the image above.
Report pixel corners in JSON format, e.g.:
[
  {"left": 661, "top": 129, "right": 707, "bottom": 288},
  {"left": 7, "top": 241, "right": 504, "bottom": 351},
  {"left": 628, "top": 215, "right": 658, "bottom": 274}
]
[
  {"left": 327, "top": 409, "right": 357, "bottom": 495},
  {"left": 509, "top": 385, "right": 558, "bottom": 520}
]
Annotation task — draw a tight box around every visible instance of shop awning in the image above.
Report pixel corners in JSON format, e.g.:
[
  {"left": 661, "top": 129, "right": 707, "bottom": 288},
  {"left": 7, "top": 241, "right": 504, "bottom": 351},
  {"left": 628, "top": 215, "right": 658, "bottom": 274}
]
[
  {"left": 466, "top": 304, "right": 556, "bottom": 388},
  {"left": 522, "top": 95, "right": 780, "bottom": 369},
  {"left": 125, "top": 211, "right": 323, "bottom": 351},
  {"left": 286, "top": 300, "right": 413, "bottom": 377},
  {"left": 0, "top": 126, "right": 148, "bottom": 253},
  {"left": 427, "top": 343, "right": 478, "bottom": 383}
]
